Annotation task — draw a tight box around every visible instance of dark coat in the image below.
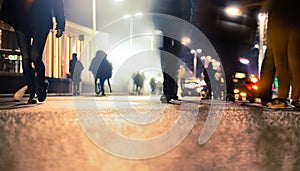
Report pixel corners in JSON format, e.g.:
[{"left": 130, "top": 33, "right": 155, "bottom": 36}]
[{"left": 0, "top": 0, "right": 65, "bottom": 33}]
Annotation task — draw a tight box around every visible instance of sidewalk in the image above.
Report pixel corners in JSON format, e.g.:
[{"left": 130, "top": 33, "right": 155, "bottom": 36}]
[{"left": 1, "top": 96, "right": 300, "bottom": 170}]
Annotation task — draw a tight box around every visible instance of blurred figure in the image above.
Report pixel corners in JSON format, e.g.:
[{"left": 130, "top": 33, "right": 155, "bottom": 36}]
[
  {"left": 258, "top": 48, "right": 276, "bottom": 106},
  {"left": 213, "top": 66, "right": 223, "bottom": 100},
  {"left": 265, "top": 0, "right": 300, "bottom": 109},
  {"left": 133, "top": 72, "right": 145, "bottom": 95},
  {"left": 69, "top": 53, "right": 84, "bottom": 96},
  {"left": 203, "top": 62, "right": 215, "bottom": 99},
  {"left": 177, "top": 65, "right": 186, "bottom": 97},
  {"left": 150, "top": 78, "right": 156, "bottom": 95},
  {"left": 151, "top": 0, "right": 191, "bottom": 103},
  {"left": 0, "top": 0, "right": 65, "bottom": 104},
  {"left": 89, "top": 50, "right": 112, "bottom": 96}
]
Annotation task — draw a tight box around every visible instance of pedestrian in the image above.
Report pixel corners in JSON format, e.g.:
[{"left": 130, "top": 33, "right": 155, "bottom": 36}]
[
  {"left": 69, "top": 53, "right": 84, "bottom": 96},
  {"left": 203, "top": 62, "right": 215, "bottom": 100},
  {"left": 0, "top": 0, "right": 65, "bottom": 104},
  {"left": 264, "top": 0, "right": 300, "bottom": 109},
  {"left": 133, "top": 72, "right": 145, "bottom": 95},
  {"left": 213, "top": 66, "right": 222, "bottom": 99},
  {"left": 89, "top": 50, "right": 113, "bottom": 96},
  {"left": 151, "top": 0, "right": 191, "bottom": 103},
  {"left": 150, "top": 78, "right": 156, "bottom": 95},
  {"left": 177, "top": 65, "right": 186, "bottom": 97}
]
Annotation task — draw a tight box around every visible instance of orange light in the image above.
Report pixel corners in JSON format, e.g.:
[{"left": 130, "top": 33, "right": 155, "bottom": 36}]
[
  {"left": 249, "top": 75, "right": 259, "bottom": 83},
  {"left": 252, "top": 85, "right": 259, "bottom": 91}
]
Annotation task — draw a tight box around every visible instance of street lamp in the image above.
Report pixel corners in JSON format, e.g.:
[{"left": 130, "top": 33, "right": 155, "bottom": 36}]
[
  {"left": 201, "top": 55, "right": 211, "bottom": 68},
  {"left": 224, "top": 3, "right": 266, "bottom": 77},
  {"left": 123, "top": 13, "right": 143, "bottom": 48},
  {"left": 190, "top": 49, "right": 202, "bottom": 78}
]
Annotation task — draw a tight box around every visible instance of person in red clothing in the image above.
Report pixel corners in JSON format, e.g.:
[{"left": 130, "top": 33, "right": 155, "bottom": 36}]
[{"left": 0, "top": 0, "right": 65, "bottom": 104}]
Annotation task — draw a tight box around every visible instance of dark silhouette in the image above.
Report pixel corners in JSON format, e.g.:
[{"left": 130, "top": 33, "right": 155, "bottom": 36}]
[
  {"left": 151, "top": 0, "right": 191, "bottom": 103},
  {"left": 258, "top": 48, "right": 276, "bottom": 105},
  {"left": 69, "top": 53, "right": 84, "bottom": 96},
  {"left": 150, "top": 78, "right": 156, "bottom": 95},
  {"left": 0, "top": 0, "right": 65, "bottom": 104},
  {"left": 133, "top": 72, "right": 145, "bottom": 95},
  {"left": 89, "top": 50, "right": 112, "bottom": 96},
  {"left": 203, "top": 62, "right": 215, "bottom": 99},
  {"left": 265, "top": 0, "right": 300, "bottom": 109}
]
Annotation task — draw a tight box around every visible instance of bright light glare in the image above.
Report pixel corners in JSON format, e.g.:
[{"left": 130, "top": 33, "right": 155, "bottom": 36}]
[
  {"left": 135, "top": 13, "right": 143, "bottom": 17},
  {"left": 240, "top": 92, "right": 247, "bottom": 97},
  {"left": 224, "top": 6, "right": 242, "bottom": 17},
  {"left": 114, "top": 0, "right": 123, "bottom": 2},
  {"left": 182, "top": 37, "right": 191, "bottom": 46},
  {"left": 252, "top": 85, "right": 259, "bottom": 91},
  {"left": 123, "top": 15, "right": 130, "bottom": 19},
  {"left": 234, "top": 89, "right": 240, "bottom": 94},
  {"left": 250, "top": 75, "right": 259, "bottom": 83},
  {"left": 239, "top": 58, "right": 249, "bottom": 64},
  {"left": 235, "top": 72, "right": 246, "bottom": 79}
]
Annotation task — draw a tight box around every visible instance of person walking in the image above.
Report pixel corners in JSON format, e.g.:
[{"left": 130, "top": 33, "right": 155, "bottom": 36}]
[
  {"left": 265, "top": 0, "right": 300, "bottom": 109},
  {"left": 69, "top": 53, "right": 84, "bottom": 96},
  {"left": 151, "top": 0, "right": 191, "bottom": 103},
  {"left": 150, "top": 78, "right": 157, "bottom": 95},
  {"left": 0, "top": 0, "right": 65, "bottom": 104},
  {"left": 177, "top": 65, "right": 186, "bottom": 97},
  {"left": 89, "top": 50, "right": 113, "bottom": 96}
]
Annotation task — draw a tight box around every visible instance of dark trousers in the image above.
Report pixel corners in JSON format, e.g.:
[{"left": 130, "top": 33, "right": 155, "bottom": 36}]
[
  {"left": 160, "top": 37, "right": 181, "bottom": 99},
  {"left": 259, "top": 48, "right": 276, "bottom": 102},
  {"left": 15, "top": 28, "right": 49, "bottom": 94}
]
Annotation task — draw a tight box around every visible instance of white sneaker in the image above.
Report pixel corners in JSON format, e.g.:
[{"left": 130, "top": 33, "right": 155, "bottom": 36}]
[{"left": 13, "top": 85, "right": 28, "bottom": 102}]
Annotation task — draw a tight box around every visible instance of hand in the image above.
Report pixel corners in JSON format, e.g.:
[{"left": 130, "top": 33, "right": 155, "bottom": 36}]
[{"left": 56, "top": 29, "right": 63, "bottom": 38}]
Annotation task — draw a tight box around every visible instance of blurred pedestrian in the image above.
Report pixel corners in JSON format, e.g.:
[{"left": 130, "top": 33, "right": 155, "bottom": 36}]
[
  {"left": 203, "top": 62, "right": 215, "bottom": 99},
  {"left": 0, "top": 0, "right": 65, "bottom": 104},
  {"left": 151, "top": 0, "right": 191, "bottom": 103},
  {"left": 150, "top": 78, "right": 156, "bottom": 95},
  {"left": 69, "top": 53, "right": 84, "bottom": 96},
  {"left": 265, "top": 0, "right": 300, "bottom": 109},
  {"left": 213, "top": 66, "right": 222, "bottom": 99},
  {"left": 89, "top": 50, "right": 113, "bottom": 96},
  {"left": 133, "top": 72, "right": 145, "bottom": 95},
  {"left": 177, "top": 65, "right": 186, "bottom": 97}
]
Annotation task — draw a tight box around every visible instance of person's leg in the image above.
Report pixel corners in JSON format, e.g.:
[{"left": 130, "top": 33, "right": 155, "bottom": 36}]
[
  {"left": 100, "top": 78, "right": 106, "bottom": 96},
  {"left": 259, "top": 48, "right": 276, "bottom": 105},
  {"left": 288, "top": 27, "right": 300, "bottom": 107},
  {"left": 160, "top": 37, "right": 180, "bottom": 102},
  {"left": 107, "top": 78, "right": 112, "bottom": 92},
  {"left": 268, "top": 24, "right": 290, "bottom": 100},
  {"left": 72, "top": 81, "right": 76, "bottom": 95},
  {"left": 30, "top": 28, "right": 49, "bottom": 102},
  {"left": 94, "top": 77, "right": 100, "bottom": 94},
  {"left": 15, "top": 30, "right": 37, "bottom": 104},
  {"left": 75, "top": 81, "right": 80, "bottom": 95}
]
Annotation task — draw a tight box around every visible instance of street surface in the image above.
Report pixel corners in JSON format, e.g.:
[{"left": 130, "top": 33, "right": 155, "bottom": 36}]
[{"left": 0, "top": 95, "right": 300, "bottom": 171}]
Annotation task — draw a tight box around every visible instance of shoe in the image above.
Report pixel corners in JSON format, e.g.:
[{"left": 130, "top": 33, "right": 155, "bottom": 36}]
[
  {"left": 266, "top": 98, "right": 294, "bottom": 110},
  {"left": 37, "top": 81, "right": 49, "bottom": 102},
  {"left": 13, "top": 85, "right": 28, "bottom": 102},
  {"left": 291, "top": 100, "right": 300, "bottom": 109},
  {"left": 27, "top": 93, "right": 37, "bottom": 104}
]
